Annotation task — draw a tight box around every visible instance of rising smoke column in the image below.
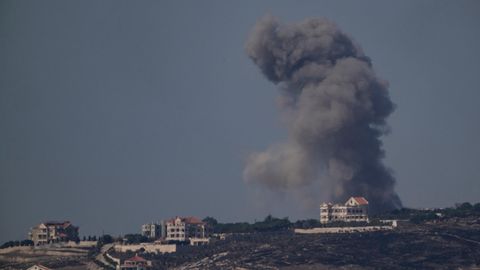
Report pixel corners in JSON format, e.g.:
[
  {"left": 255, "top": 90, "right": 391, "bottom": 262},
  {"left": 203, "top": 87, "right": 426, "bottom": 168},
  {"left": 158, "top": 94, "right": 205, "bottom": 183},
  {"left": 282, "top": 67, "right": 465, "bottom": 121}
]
[{"left": 244, "top": 15, "right": 401, "bottom": 213}]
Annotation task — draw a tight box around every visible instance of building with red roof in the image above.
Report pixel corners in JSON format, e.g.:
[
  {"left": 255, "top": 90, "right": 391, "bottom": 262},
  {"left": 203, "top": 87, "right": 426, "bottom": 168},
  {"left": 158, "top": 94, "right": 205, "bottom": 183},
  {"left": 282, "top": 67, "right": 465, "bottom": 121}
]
[
  {"left": 320, "top": 197, "right": 369, "bottom": 224},
  {"left": 350, "top": 197, "right": 369, "bottom": 206},
  {"left": 120, "top": 254, "right": 152, "bottom": 270},
  {"left": 29, "top": 221, "right": 79, "bottom": 246}
]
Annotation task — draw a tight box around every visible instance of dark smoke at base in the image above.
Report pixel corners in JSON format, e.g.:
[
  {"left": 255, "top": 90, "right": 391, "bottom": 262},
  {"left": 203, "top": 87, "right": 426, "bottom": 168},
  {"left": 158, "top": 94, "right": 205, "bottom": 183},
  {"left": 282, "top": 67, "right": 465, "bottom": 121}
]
[{"left": 244, "top": 15, "right": 402, "bottom": 214}]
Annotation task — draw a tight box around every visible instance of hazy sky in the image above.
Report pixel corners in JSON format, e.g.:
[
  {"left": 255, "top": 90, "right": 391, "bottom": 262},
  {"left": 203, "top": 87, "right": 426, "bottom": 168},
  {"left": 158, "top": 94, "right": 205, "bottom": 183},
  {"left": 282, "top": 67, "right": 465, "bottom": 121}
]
[{"left": 1, "top": 1, "right": 479, "bottom": 243}]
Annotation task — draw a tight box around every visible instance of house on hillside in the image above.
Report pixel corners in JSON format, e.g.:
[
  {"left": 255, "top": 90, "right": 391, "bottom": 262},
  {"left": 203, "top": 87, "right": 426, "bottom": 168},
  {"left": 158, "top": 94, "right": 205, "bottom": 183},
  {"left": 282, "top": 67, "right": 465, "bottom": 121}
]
[
  {"left": 29, "top": 221, "right": 79, "bottom": 246},
  {"left": 119, "top": 254, "right": 152, "bottom": 270},
  {"left": 165, "top": 216, "right": 209, "bottom": 245},
  {"left": 320, "top": 197, "right": 369, "bottom": 224},
  {"left": 141, "top": 221, "right": 165, "bottom": 239}
]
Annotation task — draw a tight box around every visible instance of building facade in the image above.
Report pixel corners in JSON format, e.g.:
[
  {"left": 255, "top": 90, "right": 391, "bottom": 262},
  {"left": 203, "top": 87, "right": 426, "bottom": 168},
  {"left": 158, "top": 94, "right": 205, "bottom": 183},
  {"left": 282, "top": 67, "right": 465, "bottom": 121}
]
[
  {"left": 165, "top": 217, "right": 208, "bottom": 243},
  {"left": 320, "top": 197, "right": 369, "bottom": 224},
  {"left": 141, "top": 222, "right": 164, "bottom": 239},
  {"left": 29, "top": 221, "right": 79, "bottom": 246},
  {"left": 119, "top": 255, "right": 152, "bottom": 270}
]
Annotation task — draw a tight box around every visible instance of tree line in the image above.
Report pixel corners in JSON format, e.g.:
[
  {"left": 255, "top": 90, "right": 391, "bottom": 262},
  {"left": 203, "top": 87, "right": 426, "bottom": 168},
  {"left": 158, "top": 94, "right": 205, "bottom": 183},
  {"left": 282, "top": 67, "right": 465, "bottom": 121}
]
[
  {"left": 375, "top": 202, "right": 480, "bottom": 224},
  {"left": 202, "top": 215, "right": 326, "bottom": 234},
  {"left": 2, "top": 201, "right": 479, "bottom": 248}
]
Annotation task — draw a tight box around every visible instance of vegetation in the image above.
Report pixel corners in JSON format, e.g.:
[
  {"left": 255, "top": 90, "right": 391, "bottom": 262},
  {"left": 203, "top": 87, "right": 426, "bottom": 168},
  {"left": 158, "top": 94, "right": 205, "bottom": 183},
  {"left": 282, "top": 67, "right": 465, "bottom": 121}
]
[
  {"left": 92, "top": 234, "right": 114, "bottom": 255},
  {"left": 123, "top": 234, "right": 151, "bottom": 244},
  {"left": 0, "top": 239, "right": 33, "bottom": 249},
  {"left": 3, "top": 202, "right": 479, "bottom": 251},
  {"left": 376, "top": 201, "right": 480, "bottom": 224},
  {"left": 203, "top": 201, "right": 480, "bottom": 233},
  {"left": 98, "top": 234, "right": 114, "bottom": 245},
  {"left": 292, "top": 219, "right": 321, "bottom": 229},
  {"left": 203, "top": 215, "right": 393, "bottom": 234},
  {"left": 204, "top": 215, "right": 292, "bottom": 234},
  {"left": 84, "top": 235, "right": 97, "bottom": 241}
]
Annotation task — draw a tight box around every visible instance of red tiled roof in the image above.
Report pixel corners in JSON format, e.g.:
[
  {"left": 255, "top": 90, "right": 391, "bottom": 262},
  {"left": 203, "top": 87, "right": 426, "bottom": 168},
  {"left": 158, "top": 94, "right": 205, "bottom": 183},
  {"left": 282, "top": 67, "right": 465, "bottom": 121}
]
[
  {"left": 126, "top": 255, "right": 147, "bottom": 262},
  {"left": 353, "top": 197, "right": 369, "bottom": 205},
  {"left": 166, "top": 216, "right": 205, "bottom": 225},
  {"left": 183, "top": 216, "right": 204, "bottom": 225},
  {"left": 44, "top": 221, "right": 70, "bottom": 226}
]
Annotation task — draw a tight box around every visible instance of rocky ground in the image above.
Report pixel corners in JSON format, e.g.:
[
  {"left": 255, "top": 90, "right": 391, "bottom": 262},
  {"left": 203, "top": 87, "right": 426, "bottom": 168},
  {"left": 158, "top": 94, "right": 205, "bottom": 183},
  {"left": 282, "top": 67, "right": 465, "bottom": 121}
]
[
  {"left": 2, "top": 217, "right": 479, "bottom": 270},
  {"left": 147, "top": 218, "right": 480, "bottom": 270},
  {"left": 0, "top": 246, "right": 98, "bottom": 270}
]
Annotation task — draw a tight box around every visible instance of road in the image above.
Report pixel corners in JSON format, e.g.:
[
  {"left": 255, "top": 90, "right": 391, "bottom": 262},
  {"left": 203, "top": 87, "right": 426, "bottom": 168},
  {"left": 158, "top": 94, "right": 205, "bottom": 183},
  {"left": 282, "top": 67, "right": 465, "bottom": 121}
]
[{"left": 94, "top": 243, "right": 115, "bottom": 268}]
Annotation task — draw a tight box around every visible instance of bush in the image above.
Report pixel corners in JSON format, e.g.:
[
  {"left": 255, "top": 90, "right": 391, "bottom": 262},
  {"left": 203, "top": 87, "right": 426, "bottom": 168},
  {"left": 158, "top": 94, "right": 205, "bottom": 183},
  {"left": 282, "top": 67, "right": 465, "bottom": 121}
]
[
  {"left": 202, "top": 217, "right": 218, "bottom": 227},
  {"left": 99, "top": 234, "right": 114, "bottom": 244},
  {"left": 206, "top": 215, "right": 292, "bottom": 234},
  {"left": 457, "top": 202, "right": 473, "bottom": 211},
  {"left": 410, "top": 212, "right": 439, "bottom": 224},
  {"left": 1, "top": 241, "right": 16, "bottom": 249},
  {"left": 252, "top": 215, "right": 291, "bottom": 232},
  {"left": 123, "top": 234, "right": 148, "bottom": 244},
  {"left": 1, "top": 239, "right": 33, "bottom": 249},
  {"left": 293, "top": 219, "right": 322, "bottom": 229},
  {"left": 20, "top": 239, "right": 34, "bottom": 246}
]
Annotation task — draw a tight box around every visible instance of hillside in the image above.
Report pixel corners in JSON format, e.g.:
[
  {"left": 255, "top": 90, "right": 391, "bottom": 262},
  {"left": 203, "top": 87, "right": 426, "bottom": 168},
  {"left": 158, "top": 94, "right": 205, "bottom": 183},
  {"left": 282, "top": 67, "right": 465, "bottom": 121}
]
[{"left": 144, "top": 216, "right": 480, "bottom": 269}]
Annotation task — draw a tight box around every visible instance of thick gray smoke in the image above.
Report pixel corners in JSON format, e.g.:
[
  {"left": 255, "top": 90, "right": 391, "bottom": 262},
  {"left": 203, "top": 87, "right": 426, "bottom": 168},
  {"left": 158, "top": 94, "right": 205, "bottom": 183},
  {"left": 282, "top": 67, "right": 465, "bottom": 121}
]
[{"left": 244, "top": 15, "right": 401, "bottom": 213}]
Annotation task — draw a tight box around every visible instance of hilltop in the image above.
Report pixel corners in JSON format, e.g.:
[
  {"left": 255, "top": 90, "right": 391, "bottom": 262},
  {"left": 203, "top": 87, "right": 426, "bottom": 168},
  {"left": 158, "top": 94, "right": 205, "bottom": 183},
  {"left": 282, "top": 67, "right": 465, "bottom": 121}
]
[
  {"left": 140, "top": 216, "right": 480, "bottom": 269},
  {"left": 1, "top": 202, "right": 479, "bottom": 270}
]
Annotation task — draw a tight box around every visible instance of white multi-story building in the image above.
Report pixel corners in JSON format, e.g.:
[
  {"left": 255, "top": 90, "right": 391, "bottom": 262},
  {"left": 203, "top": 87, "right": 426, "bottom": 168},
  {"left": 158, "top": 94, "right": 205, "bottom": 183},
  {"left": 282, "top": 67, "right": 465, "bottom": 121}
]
[
  {"left": 165, "top": 217, "right": 208, "bottom": 243},
  {"left": 320, "top": 197, "right": 369, "bottom": 224},
  {"left": 141, "top": 222, "right": 164, "bottom": 239}
]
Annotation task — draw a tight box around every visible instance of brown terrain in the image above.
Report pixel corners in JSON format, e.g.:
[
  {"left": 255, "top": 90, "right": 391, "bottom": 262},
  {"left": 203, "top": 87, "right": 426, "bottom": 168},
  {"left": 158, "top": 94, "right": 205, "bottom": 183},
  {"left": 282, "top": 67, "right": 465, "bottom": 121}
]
[{"left": 1, "top": 216, "right": 479, "bottom": 270}]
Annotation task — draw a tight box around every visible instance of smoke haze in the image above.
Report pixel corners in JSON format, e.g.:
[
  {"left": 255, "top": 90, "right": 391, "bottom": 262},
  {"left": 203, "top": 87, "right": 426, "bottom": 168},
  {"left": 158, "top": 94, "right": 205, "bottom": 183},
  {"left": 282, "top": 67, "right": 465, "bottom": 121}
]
[{"left": 244, "top": 15, "right": 401, "bottom": 213}]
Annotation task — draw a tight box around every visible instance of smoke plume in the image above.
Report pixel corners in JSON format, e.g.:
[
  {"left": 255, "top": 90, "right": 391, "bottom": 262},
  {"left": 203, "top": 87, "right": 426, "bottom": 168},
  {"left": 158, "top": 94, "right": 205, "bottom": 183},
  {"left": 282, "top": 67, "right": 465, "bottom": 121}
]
[{"left": 244, "top": 15, "right": 401, "bottom": 213}]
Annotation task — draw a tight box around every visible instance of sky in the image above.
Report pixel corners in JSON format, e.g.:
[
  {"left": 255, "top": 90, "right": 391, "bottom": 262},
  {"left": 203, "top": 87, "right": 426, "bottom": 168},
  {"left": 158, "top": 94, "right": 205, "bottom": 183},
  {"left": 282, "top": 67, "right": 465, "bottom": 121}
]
[{"left": 1, "top": 0, "right": 479, "bottom": 243}]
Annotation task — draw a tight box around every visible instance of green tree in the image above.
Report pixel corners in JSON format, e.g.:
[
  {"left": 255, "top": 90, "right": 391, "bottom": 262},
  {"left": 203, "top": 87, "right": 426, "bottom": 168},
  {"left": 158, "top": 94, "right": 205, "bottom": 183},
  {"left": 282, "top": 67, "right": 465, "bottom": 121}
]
[
  {"left": 202, "top": 216, "right": 218, "bottom": 227},
  {"left": 20, "top": 240, "right": 34, "bottom": 246},
  {"left": 294, "top": 219, "right": 321, "bottom": 229},
  {"left": 99, "top": 234, "right": 113, "bottom": 244},
  {"left": 123, "top": 234, "right": 147, "bottom": 244},
  {"left": 1, "top": 241, "right": 15, "bottom": 249},
  {"left": 458, "top": 202, "right": 473, "bottom": 211}
]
